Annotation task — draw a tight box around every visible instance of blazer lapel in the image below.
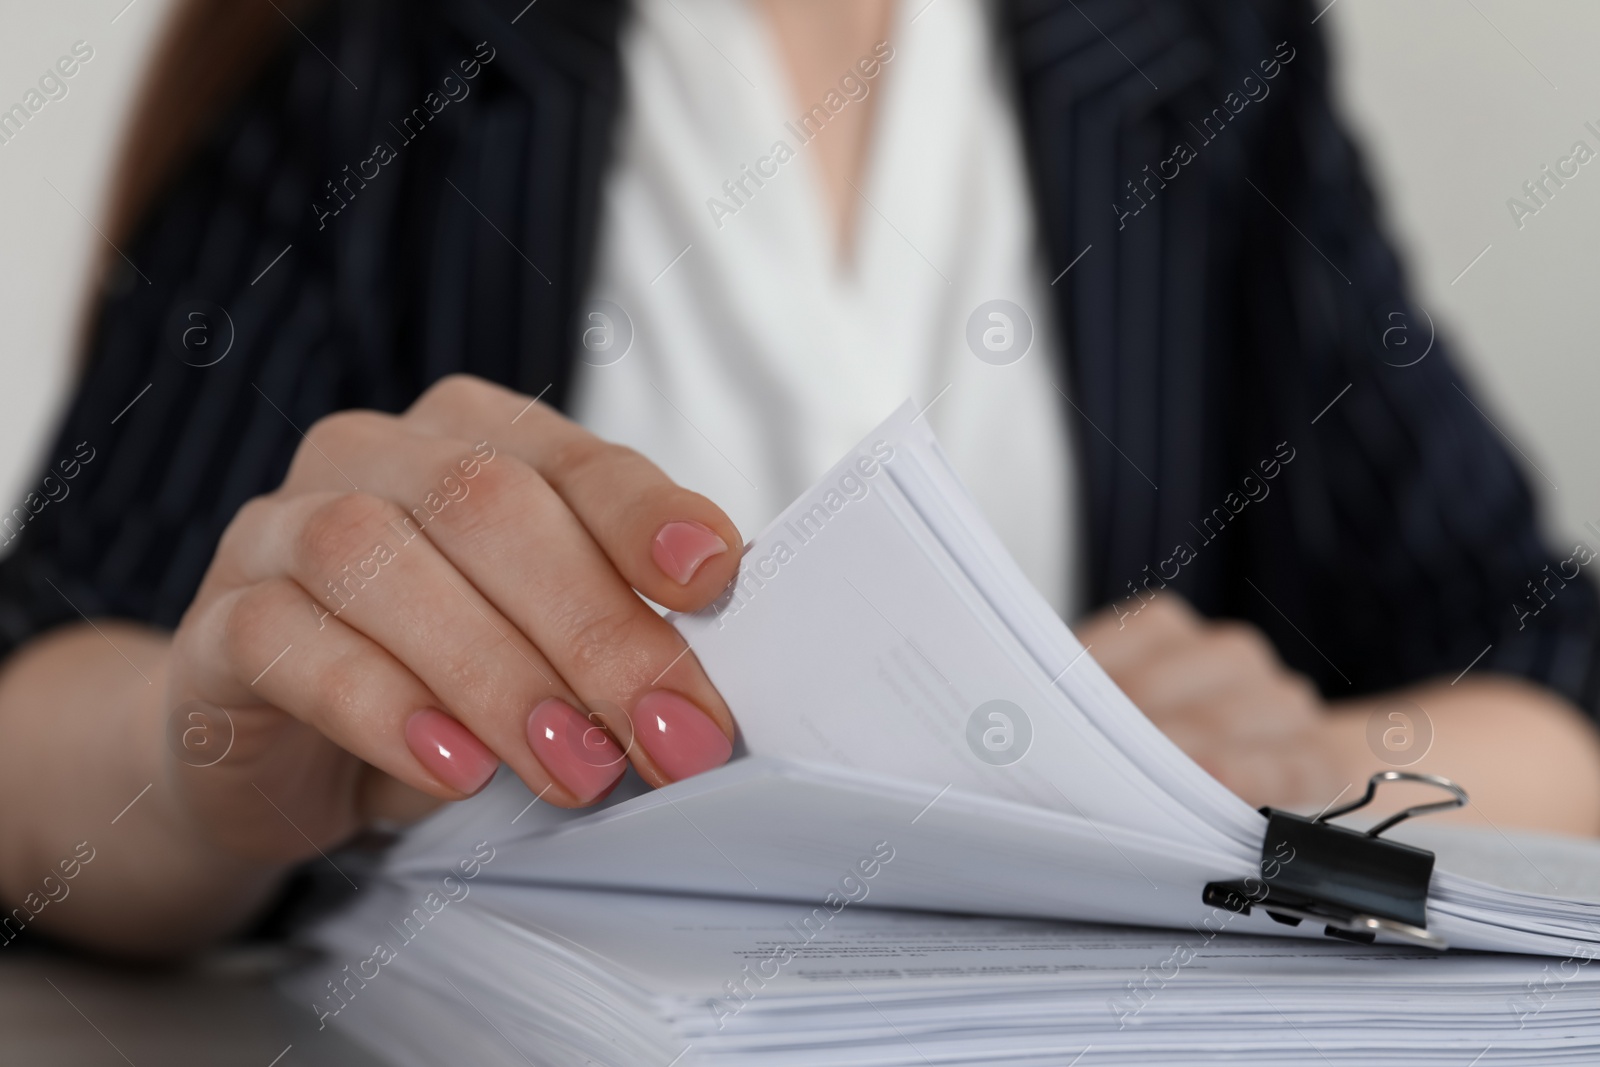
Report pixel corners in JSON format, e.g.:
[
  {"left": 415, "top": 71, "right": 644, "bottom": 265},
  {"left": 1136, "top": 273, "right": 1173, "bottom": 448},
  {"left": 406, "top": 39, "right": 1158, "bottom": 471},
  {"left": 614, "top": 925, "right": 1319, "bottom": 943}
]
[
  {"left": 444, "top": 0, "right": 627, "bottom": 404},
  {"left": 1003, "top": 0, "right": 1221, "bottom": 609}
]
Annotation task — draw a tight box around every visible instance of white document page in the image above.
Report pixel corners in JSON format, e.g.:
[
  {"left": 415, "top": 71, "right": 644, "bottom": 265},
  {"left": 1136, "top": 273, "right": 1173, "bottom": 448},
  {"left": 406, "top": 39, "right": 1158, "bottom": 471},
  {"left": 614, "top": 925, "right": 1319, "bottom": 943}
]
[
  {"left": 671, "top": 404, "right": 1248, "bottom": 852},
  {"left": 390, "top": 758, "right": 1255, "bottom": 934}
]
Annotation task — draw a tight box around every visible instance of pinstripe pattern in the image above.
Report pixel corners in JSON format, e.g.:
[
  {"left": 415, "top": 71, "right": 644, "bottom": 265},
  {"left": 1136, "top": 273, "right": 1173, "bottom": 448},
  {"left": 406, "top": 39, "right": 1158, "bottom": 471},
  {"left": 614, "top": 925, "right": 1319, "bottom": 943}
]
[
  {"left": 2, "top": 0, "right": 1596, "bottom": 718},
  {"left": 1009, "top": 0, "right": 1600, "bottom": 708}
]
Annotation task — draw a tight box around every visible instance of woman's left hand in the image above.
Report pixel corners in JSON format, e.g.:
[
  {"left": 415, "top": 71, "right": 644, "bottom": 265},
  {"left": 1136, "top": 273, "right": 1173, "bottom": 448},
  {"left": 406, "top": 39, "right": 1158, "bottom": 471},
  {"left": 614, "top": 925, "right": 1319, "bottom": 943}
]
[{"left": 1074, "top": 592, "right": 1347, "bottom": 810}]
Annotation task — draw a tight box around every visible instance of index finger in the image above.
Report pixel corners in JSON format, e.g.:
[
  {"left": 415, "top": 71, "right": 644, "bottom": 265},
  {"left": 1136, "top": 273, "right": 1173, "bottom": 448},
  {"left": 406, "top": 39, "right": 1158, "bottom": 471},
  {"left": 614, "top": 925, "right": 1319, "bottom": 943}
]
[{"left": 403, "top": 376, "right": 742, "bottom": 613}]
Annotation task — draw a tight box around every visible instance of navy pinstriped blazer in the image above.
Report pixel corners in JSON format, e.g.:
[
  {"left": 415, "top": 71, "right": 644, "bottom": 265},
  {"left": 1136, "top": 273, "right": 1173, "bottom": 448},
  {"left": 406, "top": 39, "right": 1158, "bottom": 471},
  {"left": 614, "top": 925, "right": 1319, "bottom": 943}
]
[{"left": 4, "top": 0, "right": 1597, "bottom": 716}]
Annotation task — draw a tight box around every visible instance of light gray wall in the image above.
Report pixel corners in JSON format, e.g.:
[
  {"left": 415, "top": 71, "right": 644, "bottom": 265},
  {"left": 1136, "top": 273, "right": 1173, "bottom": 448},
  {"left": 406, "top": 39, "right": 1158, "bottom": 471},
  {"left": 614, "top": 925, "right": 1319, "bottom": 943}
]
[
  {"left": 0, "top": 0, "right": 178, "bottom": 507},
  {"left": 1326, "top": 0, "right": 1600, "bottom": 549},
  {"left": 0, "top": 0, "right": 1595, "bottom": 547}
]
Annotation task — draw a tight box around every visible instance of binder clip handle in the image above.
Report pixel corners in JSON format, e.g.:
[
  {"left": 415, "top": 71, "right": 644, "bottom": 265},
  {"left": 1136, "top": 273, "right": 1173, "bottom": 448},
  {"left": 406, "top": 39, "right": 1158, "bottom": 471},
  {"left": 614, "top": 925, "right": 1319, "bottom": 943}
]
[
  {"left": 1318, "top": 770, "right": 1469, "bottom": 838},
  {"left": 1202, "top": 771, "right": 1469, "bottom": 950}
]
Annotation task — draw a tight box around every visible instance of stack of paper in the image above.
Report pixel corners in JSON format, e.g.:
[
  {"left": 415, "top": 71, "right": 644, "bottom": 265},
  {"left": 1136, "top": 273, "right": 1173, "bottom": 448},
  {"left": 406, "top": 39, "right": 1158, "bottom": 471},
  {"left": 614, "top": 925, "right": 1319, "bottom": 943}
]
[
  {"left": 305, "top": 880, "right": 1600, "bottom": 1066},
  {"left": 292, "top": 404, "right": 1600, "bottom": 1065}
]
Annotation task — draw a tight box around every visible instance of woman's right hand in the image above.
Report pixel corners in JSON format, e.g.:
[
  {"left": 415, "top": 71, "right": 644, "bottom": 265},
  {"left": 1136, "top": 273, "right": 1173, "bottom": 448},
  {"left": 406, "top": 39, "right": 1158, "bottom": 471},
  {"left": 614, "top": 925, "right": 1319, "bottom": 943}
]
[{"left": 166, "top": 375, "right": 742, "bottom": 862}]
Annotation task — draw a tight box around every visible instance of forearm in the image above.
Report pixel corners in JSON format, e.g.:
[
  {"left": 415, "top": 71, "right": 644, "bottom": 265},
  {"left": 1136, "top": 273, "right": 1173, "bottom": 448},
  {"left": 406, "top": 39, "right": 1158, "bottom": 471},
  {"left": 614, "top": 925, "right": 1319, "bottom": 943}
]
[
  {"left": 1323, "top": 675, "right": 1600, "bottom": 837},
  {"left": 0, "top": 622, "right": 285, "bottom": 957}
]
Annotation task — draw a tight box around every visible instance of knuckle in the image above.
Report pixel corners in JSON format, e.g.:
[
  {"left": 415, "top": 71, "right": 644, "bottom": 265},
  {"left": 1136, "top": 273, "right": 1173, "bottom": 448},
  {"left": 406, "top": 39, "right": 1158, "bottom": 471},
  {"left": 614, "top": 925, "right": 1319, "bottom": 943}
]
[
  {"left": 231, "top": 493, "right": 277, "bottom": 529},
  {"left": 296, "top": 492, "right": 402, "bottom": 573},
  {"left": 1145, "top": 592, "right": 1188, "bottom": 619},
  {"left": 1277, "top": 673, "right": 1321, "bottom": 711},
  {"left": 216, "top": 493, "right": 275, "bottom": 555},
  {"left": 428, "top": 452, "right": 541, "bottom": 537},
  {"left": 1209, "top": 622, "right": 1274, "bottom": 668},
  {"left": 450, "top": 445, "right": 521, "bottom": 498},
  {"left": 291, "top": 411, "right": 392, "bottom": 486},
  {"left": 223, "top": 581, "right": 289, "bottom": 676},
  {"left": 412, "top": 373, "right": 496, "bottom": 417},
  {"left": 1142, "top": 593, "right": 1196, "bottom": 635},
  {"left": 301, "top": 409, "right": 372, "bottom": 453},
  {"left": 548, "top": 432, "right": 634, "bottom": 483}
]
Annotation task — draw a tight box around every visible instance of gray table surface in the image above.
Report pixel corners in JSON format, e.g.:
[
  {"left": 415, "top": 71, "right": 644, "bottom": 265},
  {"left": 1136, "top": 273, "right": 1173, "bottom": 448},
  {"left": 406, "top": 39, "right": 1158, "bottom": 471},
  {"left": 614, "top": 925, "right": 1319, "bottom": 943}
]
[{"left": 0, "top": 944, "right": 390, "bottom": 1066}]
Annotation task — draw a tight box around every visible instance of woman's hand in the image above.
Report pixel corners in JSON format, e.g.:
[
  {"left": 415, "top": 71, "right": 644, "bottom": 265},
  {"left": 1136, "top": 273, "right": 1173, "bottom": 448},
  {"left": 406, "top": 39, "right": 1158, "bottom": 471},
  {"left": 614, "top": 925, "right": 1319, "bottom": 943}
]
[
  {"left": 1075, "top": 592, "right": 1600, "bottom": 835},
  {"left": 167, "top": 375, "right": 742, "bottom": 863},
  {"left": 1074, "top": 593, "right": 1346, "bottom": 810}
]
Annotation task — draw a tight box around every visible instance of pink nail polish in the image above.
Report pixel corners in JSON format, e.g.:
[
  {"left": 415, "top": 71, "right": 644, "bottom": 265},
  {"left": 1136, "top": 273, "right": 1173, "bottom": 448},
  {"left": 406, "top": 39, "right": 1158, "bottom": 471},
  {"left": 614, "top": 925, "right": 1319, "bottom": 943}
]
[
  {"left": 633, "top": 690, "right": 733, "bottom": 781},
  {"left": 652, "top": 521, "right": 729, "bottom": 585},
  {"left": 527, "top": 699, "right": 626, "bottom": 803},
  {"left": 404, "top": 709, "right": 498, "bottom": 795}
]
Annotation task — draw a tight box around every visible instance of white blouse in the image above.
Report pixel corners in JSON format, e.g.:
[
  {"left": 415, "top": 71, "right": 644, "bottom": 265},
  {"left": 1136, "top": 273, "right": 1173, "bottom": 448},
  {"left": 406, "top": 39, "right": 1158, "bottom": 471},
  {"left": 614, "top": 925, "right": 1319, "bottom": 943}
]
[{"left": 569, "top": 0, "right": 1079, "bottom": 616}]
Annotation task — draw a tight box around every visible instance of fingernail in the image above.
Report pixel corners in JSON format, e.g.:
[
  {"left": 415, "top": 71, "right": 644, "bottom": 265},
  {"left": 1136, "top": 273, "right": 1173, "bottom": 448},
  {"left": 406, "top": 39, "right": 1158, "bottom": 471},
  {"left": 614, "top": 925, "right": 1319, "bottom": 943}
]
[
  {"left": 527, "top": 698, "right": 626, "bottom": 803},
  {"left": 633, "top": 689, "right": 732, "bottom": 781},
  {"left": 652, "top": 521, "right": 728, "bottom": 585},
  {"left": 405, "top": 709, "right": 498, "bottom": 795}
]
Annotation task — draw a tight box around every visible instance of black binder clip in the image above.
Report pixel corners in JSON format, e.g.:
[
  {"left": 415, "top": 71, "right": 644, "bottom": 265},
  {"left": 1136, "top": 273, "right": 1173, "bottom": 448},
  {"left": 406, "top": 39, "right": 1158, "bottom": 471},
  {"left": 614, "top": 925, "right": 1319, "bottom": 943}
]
[{"left": 1202, "top": 771, "right": 1467, "bottom": 950}]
